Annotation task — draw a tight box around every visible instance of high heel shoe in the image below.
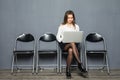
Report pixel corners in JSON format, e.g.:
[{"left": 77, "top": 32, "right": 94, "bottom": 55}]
[
  {"left": 78, "top": 63, "right": 88, "bottom": 78},
  {"left": 78, "top": 63, "right": 87, "bottom": 73},
  {"left": 66, "top": 67, "right": 71, "bottom": 79}
]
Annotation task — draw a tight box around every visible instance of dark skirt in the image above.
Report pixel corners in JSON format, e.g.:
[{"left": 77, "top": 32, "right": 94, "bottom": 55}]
[
  {"left": 59, "top": 42, "right": 68, "bottom": 50},
  {"left": 59, "top": 42, "right": 79, "bottom": 50}
]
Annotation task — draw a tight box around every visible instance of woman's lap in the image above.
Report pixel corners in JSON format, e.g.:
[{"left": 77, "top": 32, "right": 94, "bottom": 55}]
[{"left": 59, "top": 42, "right": 79, "bottom": 50}]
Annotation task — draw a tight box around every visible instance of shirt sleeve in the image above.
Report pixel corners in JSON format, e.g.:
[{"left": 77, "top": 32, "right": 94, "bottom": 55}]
[
  {"left": 56, "top": 25, "right": 64, "bottom": 42},
  {"left": 75, "top": 24, "right": 80, "bottom": 31}
]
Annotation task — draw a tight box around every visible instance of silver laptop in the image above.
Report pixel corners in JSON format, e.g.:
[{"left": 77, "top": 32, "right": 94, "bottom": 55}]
[{"left": 62, "top": 31, "right": 83, "bottom": 43}]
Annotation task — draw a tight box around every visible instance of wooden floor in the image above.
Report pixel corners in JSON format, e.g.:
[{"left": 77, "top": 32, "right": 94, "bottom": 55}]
[{"left": 0, "top": 69, "right": 120, "bottom": 80}]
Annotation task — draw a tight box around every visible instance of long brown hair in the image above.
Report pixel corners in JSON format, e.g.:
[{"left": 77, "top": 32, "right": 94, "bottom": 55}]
[{"left": 62, "top": 10, "right": 76, "bottom": 26}]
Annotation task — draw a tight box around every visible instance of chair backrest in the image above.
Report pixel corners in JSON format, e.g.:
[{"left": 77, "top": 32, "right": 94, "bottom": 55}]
[
  {"left": 39, "top": 33, "right": 56, "bottom": 42},
  {"left": 15, "top": 33, "right": 35, "bottom": 50},
  {"left": 86, "top": 33, "right": 103, "bottom": 42},
  {"left": 85, "top": 32, "right": 106, "bottom": 50},
  {"left": 17, "top": 33, "right": 34, "bottom": 42}
]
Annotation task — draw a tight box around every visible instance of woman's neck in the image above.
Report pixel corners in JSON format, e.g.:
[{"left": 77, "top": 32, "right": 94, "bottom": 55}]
[
  {"left": 66, "top": 23, "right": 76, "bottom": 29},
  {"left": 66, "top": 23, "right": 73, "bottom": 26}
]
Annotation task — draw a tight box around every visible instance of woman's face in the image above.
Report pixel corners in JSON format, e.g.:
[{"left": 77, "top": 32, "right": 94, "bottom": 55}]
[{"left": 67, "top": 14, "right": 73, "bottom": 24}]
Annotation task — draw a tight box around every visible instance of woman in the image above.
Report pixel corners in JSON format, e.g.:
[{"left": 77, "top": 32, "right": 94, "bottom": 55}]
[{"left": 56, "top": 10, "right": 87, "bottom": 79}]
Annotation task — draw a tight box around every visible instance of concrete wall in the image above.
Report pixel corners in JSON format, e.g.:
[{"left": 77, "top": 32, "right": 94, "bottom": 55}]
[{"left": 0, "top": 0, "right": 120, "bottom": 69}]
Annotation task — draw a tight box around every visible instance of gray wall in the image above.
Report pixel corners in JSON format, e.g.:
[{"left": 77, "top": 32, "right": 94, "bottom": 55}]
[{"left": 0, "top": 0, "right": 120, "bottom": 69}]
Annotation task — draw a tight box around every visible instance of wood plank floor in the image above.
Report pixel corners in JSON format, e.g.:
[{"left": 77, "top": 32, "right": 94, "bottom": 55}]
[{"left": 0, "top": 69, "right": 120, "bottom": 80}]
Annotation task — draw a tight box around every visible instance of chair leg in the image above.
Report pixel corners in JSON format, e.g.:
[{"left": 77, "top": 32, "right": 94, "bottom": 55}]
[
  {"left": 11, "top": 54, "right": 15, "bottom": 73},
  {"left": 80, "top": 44, "right": 83, "bottom": 63},
  {"left": 32, "top": 54, "right": 35, "bottom": 74},
  {"left": 36, "top": 56, "right": 38, "bottom": 73},
  {"left": 85, "top": 52, "right": 88, "bottom": 71},
  {"left": 106, "top": 53, "right": 110, "bottom": 75},
  {"left": 57, "top": 51, "right": 59, "bottom": 73},
  {"left": 59, "top": 49, "right": 62, "bottom": 73},
  {"left": 56, "top": 43, "right": 59, "bottom": 73},
  {"left": 36, "top": 53, "right": 39, "bottom": 74}
]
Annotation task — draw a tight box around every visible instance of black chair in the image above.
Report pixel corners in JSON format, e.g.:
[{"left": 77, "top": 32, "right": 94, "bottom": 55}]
[
  {"left": 36, "top": 33, "right": 59, "bottom": 73},
  {"left": 85, "top": 32, "right": 110, "bottom": 74},
  {"left": 11, "top": 33, "right": 35, "bottom": 73}
]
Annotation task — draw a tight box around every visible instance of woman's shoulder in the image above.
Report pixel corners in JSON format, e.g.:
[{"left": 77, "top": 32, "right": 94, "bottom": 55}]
[
  {"left": 59, "top": 24, "right": 66, "bottom": 28},
  {"left": 60, "top": 24, "right": 66, "bottom": 27},
  {"left": 75, "top": 24, "right": 79, "bottom": 28}
]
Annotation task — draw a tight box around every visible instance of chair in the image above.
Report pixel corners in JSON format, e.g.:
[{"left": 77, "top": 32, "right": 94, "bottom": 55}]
[
  {"left": 11, "top": 33, "right": 35, "bottom": 73},
  {"left": 36, "top": 33, "right": 59, "bottom": 73},
  {"left": 85, "top": 32, "right": 110, "bottom": 74}
]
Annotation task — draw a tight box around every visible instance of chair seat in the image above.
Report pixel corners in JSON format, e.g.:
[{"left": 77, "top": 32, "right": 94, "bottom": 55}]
[
  {"left": 38, "top": 50, "right": 57, "bottom": 54},
  {"left": 13, "top": 50, "right": 34, "bottom": 54},
  {"left": 87, "top": 50, "right": 107, "bottom": 53}
]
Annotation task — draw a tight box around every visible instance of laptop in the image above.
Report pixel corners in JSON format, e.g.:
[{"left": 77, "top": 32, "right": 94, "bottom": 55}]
[{"left": 62, "top": 31, "right": 83, "bottom": 43}]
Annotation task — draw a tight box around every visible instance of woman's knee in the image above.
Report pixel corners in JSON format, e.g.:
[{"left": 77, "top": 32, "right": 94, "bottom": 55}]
[
  {"left": 68, "top": 48, "right": 73, "bottom": 55},
  {"left": 70, "top": 42, "right": 75, "bottom": 45},
  {"left": 70, "top": 42, "right": 76, "bottom": 47}
]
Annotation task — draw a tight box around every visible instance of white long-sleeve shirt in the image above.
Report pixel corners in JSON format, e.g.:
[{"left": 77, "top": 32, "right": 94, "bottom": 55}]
[{"left": 56, "top": 24, "right": 80, "bottom": 42}]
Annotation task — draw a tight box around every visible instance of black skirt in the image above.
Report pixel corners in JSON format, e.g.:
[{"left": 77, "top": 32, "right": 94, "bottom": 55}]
[
  {"left": 59, "top": 42, "right": 68, "bottom": 50},
  {"left": 59, "top": 42, "right": 79, "bottom": 50}
]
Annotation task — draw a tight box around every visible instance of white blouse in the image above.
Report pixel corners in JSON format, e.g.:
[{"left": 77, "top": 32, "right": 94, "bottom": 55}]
[{"left": 56, "top": 24, "right": 80, "bottom": 42}]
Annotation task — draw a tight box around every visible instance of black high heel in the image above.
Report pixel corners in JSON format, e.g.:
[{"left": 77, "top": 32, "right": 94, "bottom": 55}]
[
  {"left": 78, "top": 63, "right": 88, "bottom": 78},
  {"left": 78, "top": 63, "right": 87, "bottom": 73},
  {"left": 66, "top": 67, "right": 71, "bottom": 79}
]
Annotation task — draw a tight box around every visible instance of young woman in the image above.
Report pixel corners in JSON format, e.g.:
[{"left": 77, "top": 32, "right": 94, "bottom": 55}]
[{"left": 56, "top": 10, "right": 87, "bottom": 79}]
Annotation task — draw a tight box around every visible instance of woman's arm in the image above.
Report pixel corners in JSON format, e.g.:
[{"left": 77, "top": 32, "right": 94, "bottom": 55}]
[{"left": 56, "top": 25, "right": 64, "bottom": 42}]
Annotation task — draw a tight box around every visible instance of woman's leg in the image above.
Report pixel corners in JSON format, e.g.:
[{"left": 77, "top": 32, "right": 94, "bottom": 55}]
[
  {"left": 66, "top": 48, "right": 73, "bottom": 67},
  {"left": 64, "top": 45, "right": 73, "bottom": 79},
  {"left": 64, "top": 43, "right": 87, "bottom": 76},
  {"left": 70, "top": 42, "right": 81, "bottom": 63},
  {"left": 64, "top": 43, "right": 81, "bottom": 64},
  {"left": 70, "top": 43, "right": 87, "bottom": 73}
]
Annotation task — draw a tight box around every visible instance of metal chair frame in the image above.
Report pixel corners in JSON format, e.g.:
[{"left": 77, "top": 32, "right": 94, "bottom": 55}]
[
  {"left": 36, "top": 33, "right": 59, "bottom": 73},
  {"left": 84, "top": 32, "right": 110, "bottom": 74},
  {"left": 11, "top": 33, "right": 35, "bottom": 73}
]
